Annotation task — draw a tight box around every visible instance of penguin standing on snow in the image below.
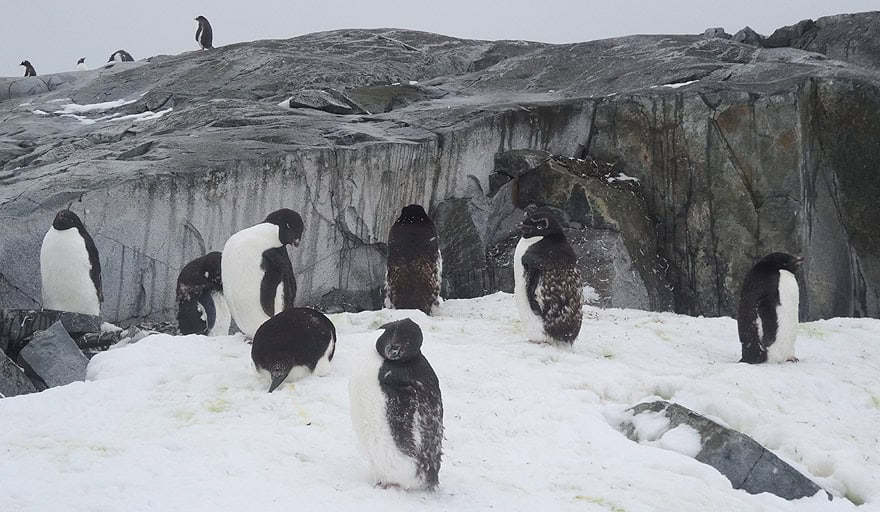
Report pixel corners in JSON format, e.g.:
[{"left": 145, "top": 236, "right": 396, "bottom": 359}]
[
  {"left": 738, "top": 252, "right": 804, "bottom": 364},
  {"left": 385, "top": 204, "right": 442, "bottom": 315},
  {"left": 20, "top": 60, "right": 37, "bottom": 77},
  {"left": 251, "top": 307, "right": 336, "bottom": 392},
  {"left": 40, "top": 210, "right": 103, "bottom": 316},
  {"left": 513, "top": 210, "right": 583, "bottom": 344},
  {"left": 75, "top": 57, "right": 88, "bottom": 71},
  {"left": 107, "top": 50, "right": 134, "bottom": 63},
  {"left": 349, "top": 318, "right": 443, "bottom": 490},
  {"left": 221, "top": 208, "right": 303, "bottom": 338},
  {"left": 176, "top": 252, "right": 230, "bottom": 337},
  {"left": 194, "top": 16, "right": 214, "bottom": 49}
]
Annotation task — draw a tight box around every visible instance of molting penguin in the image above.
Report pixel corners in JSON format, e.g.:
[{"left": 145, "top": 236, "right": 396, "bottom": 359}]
[
  {"left": 194, "top": 15, "right": 214, "bottom": 49},
  {"left": 349, "top": 318, "right": 443, "bottom": 490},
  {"left": 107, "top": 50, "right": 134, "bottom": 63},
  {"left": 513, "top": 210, "right": 583, "bottom": 344},
  {"left": 176, "top": 252, "right": 230, "bottom": 336},
  {"left": 385, "top": 205, "right": 442, "bottom": 315},
  {"left": 75, "top": 57, "right": 88, "bottom": 71},
  {"left": 251, "top": 307, "right": 336, "bottom": 392},
  {"left": 40, "top": 210, "right": 103, "bottom": 316},
  {"left": 20, "top": 60, "right": 37, "bottom": 77},
  {"left": 221, "top": 208, "right": 303, "bottom": 338},
  {"left": 738, "top": 252, "right": 804, "bottom": 364}
]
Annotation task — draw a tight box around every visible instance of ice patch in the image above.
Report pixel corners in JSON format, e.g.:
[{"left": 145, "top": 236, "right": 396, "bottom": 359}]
[
  {"left": 606, "top": 172, "right": 640, "bottom": 183},
  {"left": 651, "top": 80, "right": 699, "bottom": 89},
  {"left": 55, "top": 98, "right": 138, "bottom": 114}
]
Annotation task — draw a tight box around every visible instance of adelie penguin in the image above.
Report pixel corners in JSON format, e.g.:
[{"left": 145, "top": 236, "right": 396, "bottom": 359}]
[
  {"left": 176, "top": 252, "right": 230, "bottom": 337},
  {"left": 221, "top": 208, "right": 303, "bottom": 338},
  {"left": 40, "top": 210, "right": 103, "bottom": 316},
  {"left": 513, "top": 210, "right": 583, "bottom": 344},
  {"left": 20, "top": 60, "right": 37, "bottom": 77},
  {"left": 385, "top": 204, "right": 442, "bottom": 315},
  {"left": 738, "top": 252, "right": 804, "bottom": 364},
  {"left": 75, "top": 57, "right": 88, "bottom": 71},
  {"left": 349, "top": 318, "right": 443, "bottom": 491},
  {"left": 107, "top": 50, "right": 134, "bottom": 63},
  {"left": 194, "top": 15, "right": 214, "bottom": 49},
  {"left": 251, "top": 308, "right": 336, "bottom": 392}
]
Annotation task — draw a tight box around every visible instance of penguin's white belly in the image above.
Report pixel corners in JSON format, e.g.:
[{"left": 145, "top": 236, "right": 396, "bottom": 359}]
[
  {"left": 40, "top": 228, "right": 100, "bottom": 316},
  {"left": 513, "top": 236, "right": 548, "bottom": 343},
  {"left": 768, "top": 270, "right": 799, "bottom": 363},
  {"left": 349, "top": 345, "right": 420, "bottom": 489},
  {"left": 208, "top": 291, "right": 231, "bottom": 337},
  {"left": 222, "top": 225, "right": 279, "bottom": 338}
]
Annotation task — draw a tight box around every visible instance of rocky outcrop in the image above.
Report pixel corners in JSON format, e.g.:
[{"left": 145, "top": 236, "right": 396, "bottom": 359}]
[{"left": 1, "top": 18, "right": 879, "bottom": 323}]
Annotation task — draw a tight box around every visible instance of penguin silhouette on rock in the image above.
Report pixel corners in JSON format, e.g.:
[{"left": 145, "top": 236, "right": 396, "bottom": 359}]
[
  {"left": 40, "top": 209, "right": 102, "bottom": 316},
  {"left": 194, "top": 16, "right": 214, "bottom": 49},
  {"left": 176, "top": 252, "right": 230, "bottom": 336},
  {"left": 385, "top": 204, "right": 442, "bottom": 315},
  {"left": 349, "top": 318, "right": 443, "bottom": 490},
  {"left": 20, "top": 60, "right": 37, "bottom": 77},
  {"left": 221, "top": 209, "right": 303, "bottom": 338},
  {"left": 513, "top": 209, "right": 583, "bottom": 344},
  {"left": 738, "top": 252, "right": 804, "bottom": 364},
  {"left": 251, "top": 307, "right": 336, "bottom": 392}
]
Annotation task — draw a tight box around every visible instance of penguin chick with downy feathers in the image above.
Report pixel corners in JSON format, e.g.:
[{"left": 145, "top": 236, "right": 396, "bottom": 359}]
[{"left": 385, "top": 204, "right": 442, "bottom": 315}]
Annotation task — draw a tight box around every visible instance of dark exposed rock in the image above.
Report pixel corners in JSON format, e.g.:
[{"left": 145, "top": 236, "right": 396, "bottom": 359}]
[
  {"left": 702, "top": 28, "right": 732, "bottom": 40},
  {"left": 763, "top": 19, "right": 817, "bottom": 48},
  {"left": 733, "top": 26, "right": 765, "bottom": 46},
  {"left": 1, "top": 21, "right": 879, "bottom": 322},
  {"left": 0, "top": 351, "right": 37, "bottom": 398},
  {"left": 285, "top": 88, "right": 367, "bottom": 115},
  {"left": 17, "top": 321, "right": 89, "bottom": 388},
  {"left": 766, "top": 12, "right": 880, "bottom": 69},
  {"left": 620, "top": 401, "right": 830, "bottom": 501},
  {"left": 1, "top": 309, "right": 101, "bottom": 360}
]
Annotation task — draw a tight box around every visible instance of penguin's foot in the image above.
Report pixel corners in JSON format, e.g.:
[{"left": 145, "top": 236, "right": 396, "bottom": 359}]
[
  {"left": 376, "top": 482, "right": 401, "bottom": 490},
  {"left": 787, "top": 356, "right": 800, "bottom": 363}
]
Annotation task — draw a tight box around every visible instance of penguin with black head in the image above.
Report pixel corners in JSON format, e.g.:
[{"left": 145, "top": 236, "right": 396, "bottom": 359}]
[
  {"left": 738, "top": 252, "right": 804, "bottom": 364},
  {"left": 176, "top": 252, "right": 230, "bottom": 336},
  {"left": 107, "top": 50, "right": 134, "bottom": 63},
  {"left": 40, "top": 210, "right": 102, "bottom": 316},
  {"left": 194, "top": 16, "right": 214, "bottom": 49},
  {"left": 20, "top": 60, "right": 37, "bottom": 77},
  {"left": 513, "top": 208, "right": 583, "bottom": 344},
  {"left": 349, "top": 318, "right": 443, "bottom": 490},
  {"left": 221, "top": 208, "right": 303, "bottom": 338},
  {"left": 385, "top": 204, "right": 442, "bottom": 315}
]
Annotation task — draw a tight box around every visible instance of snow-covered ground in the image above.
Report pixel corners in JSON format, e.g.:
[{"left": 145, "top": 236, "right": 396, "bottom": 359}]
[{"left": 1, "top": 293, "right": 877, "bottom": 511}]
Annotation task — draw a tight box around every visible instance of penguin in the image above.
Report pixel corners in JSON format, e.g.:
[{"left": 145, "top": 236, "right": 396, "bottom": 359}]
[
  {"left": 194, "top": 16, "right": 214, "bottom": 49},
  {"left": 738, "top": 252, "right": 804, "bottom": 364},
  {"left": 176, "top": 252, "right": 230, "bottom": 337},
  {"left": 513, "top": 210, "right": 583, "bottom": 344},
  {"left": 385, "top": 204, "right": 442, "bottom": 315},
  {"left": 349, "top": 318, "right": 443, "bottom": 490},
  {"left": 107, "top": 50, "right": 134, "bottom": 63},
  {"left": 221, "top": 208, "right": 303, "bottom": 338},
  {"left": 75, "top": 57, "right": 88, "bottom": 71},
  {"left": 251, "top": 307, "right": 336, "bottom": 392},
  {"left": 40, "top": 209, "right": 103, "bottom": 316},
  {"left": 20, "top": 60, "right": 37, "bottom": 77}
]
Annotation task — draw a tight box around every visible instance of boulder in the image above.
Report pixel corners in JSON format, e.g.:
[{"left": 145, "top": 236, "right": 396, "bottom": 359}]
[
  {"left": 620, "top": 400, "right": 830, "bottom": 501},
  {"left": 0, "top": 351, "right": 37, "bottom": 398},
  {"left": 1, "top": 309, "right": 102, "bottom": 360},
  {"left": 733, "top": 26, "right": 765, "bottom": 46},
  {"left": 17, "top": 321, "right": 89, "bottom": 388}
]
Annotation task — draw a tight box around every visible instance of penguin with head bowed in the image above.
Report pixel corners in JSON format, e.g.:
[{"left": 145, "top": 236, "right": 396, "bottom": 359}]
[
  {"left": 194, "top": 16, "right": 214, "bottom": 49},
  {"left": 75, "top": 57, "right": 88, "bottom": 71},
  {"left": 20, "top": 60, "right": 37, "bottom": 77},
  {"left": 107, "top": 50, "right": 134, "bottom": 63},
  {"left": 349, "top": 318, "right": 443, "bottom": 491},
  {"left": 385, "top": 204, "right": 442, "bottom": 315},
  {"left": 221, "top": 208, "right": 304, "bottom": 338},
  {"left": 40, "top": 209, "right": 103, "bottom": 316},
  {"left": 251, "top": 307, "right": 336, "bottom": 392},
  {"left": 738, "top": 252, "right": 804, "bottom": 364},
  {"left": 176, "top": 252, "right": 230, "bottom": 336},
  {"left": 513, "top": 209, "right": 583, "bottom": 344}
]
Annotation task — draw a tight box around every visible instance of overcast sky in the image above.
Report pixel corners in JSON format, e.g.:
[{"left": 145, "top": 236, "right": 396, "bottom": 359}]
[{"left": 1, "top": 1, "right": 877, "bottom": 77}]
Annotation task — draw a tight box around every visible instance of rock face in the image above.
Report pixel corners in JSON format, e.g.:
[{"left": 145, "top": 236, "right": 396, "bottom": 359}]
[
  {"left": 620, "top": 400, "right": 828, "bottom": 501},
  {"left": 1, "top": 15, "right": 879, "bottom": 323}
]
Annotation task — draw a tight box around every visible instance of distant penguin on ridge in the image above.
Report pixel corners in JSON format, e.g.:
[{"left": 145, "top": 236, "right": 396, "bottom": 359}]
[
  {"left": 349, "top": 318, "right": 443, "bottom": 490},
  {"left": 221, "top": 208, "right": 304, "bottom": 338},
  {"left": 107, "top": 50, "right": 134, "bottom": 63},
  {"left": 513, "top": 209, "right": 583, "bottom": 344},
  {"left": 75, "top": 57, "right": 88, "bottom": 71},
  {"left": 194, "top": 15, "right": 214, "bottom": 49},
  {"left": 40, "top": 209, "right": 103, "bottom": 316},
  {"left": 20, "top": 60, "right": 37, "bottom": 77},
  {"left": 738, "top": 252, "right": 804, "bottom": 364},
  {"left": 176, "top": 252, "right": 230, "bottom": 337},
  {"left": 385, "top": 204, "right": 442, "bottom": 315},
  {"left": 251, "top": 307, "right": 336, "bottom": 392}
]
